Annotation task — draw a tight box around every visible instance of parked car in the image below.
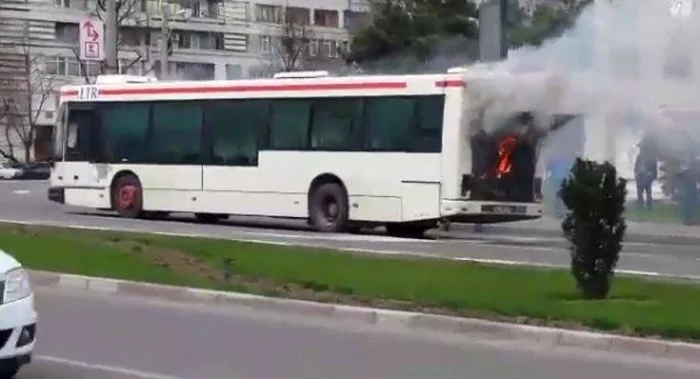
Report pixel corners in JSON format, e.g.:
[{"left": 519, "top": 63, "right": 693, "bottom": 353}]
[
  {"left": 0, "top": 163, "right": 21, "bottom": 180},
  {"left": 15, "top": 162, "right": 50, "bottom": 180},
  {"left": 0, "top": 250, "right": 37, "bottom": 378}
]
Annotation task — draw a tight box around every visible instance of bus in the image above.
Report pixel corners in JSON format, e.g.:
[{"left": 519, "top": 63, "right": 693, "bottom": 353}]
[{"left": 48, "top": 68, "right": 571, "bottom": 236}]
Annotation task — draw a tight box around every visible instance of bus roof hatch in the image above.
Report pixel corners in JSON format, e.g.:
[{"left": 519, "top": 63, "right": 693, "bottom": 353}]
[
  {"left": 95, "top": 75, "right": 158, "bottom": 84},
  {"left": 273, "top": 71, "right": 330, "bottom": 79}
]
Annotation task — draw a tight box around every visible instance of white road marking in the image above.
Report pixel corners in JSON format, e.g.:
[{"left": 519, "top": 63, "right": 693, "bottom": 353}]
[
  {"left": 12, "top": 190, "right": 30, "bottom": 195},
  {"left": 234, "top": 230, "right": 429, "bottom": 243},
  {"left": 35, "top": 355, "right": 183, "bottom": 379}
]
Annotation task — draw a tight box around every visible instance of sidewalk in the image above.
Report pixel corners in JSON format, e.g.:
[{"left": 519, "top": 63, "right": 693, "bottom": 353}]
[{"left": 452, "top": 217, "right": 700, "bottom": 245}]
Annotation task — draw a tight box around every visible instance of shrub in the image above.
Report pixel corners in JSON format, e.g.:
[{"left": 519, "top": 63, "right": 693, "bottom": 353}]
[{"left": 559, "top": 158, "right": 627, "bottom": 299}]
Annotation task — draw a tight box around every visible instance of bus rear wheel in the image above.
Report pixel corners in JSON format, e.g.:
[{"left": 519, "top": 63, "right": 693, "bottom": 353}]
[
  {"left": 309, "top": 183, "right": 349, "bottom": 233},
  {"left": 112, "top": 174, "right": 143, "bottom": 219}
]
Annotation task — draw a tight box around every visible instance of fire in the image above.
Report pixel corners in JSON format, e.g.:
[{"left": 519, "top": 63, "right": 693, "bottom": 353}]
[{"left": 496, "top": 134, "right": 518, "bottom": 177}]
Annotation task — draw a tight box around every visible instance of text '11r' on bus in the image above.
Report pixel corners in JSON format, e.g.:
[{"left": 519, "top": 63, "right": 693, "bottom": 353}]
[{"left": 47, "top": 69, "right": 574, "bottom": 237}]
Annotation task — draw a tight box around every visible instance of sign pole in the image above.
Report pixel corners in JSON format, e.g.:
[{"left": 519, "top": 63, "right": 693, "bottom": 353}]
[{"left": 104, "top": 0, "right": 118, "bottom": 74}]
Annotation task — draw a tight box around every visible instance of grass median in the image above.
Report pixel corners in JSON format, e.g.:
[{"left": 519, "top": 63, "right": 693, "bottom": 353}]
[{"left": 2, "top": 222, "right": 700, "bottom": 342}]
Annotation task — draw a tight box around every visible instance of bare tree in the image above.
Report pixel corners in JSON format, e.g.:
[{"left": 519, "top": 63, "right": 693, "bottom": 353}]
[
  {"left": 1, "top": 42, "right": 61, "bottom": 162},
  {"left": 258, "top": 6, "right": 315, "bottom": 74}
]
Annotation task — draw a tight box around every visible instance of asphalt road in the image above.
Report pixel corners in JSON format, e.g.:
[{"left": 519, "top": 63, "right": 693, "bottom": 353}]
[
  {"left": 19, "top": 287, "right": 700, "bottom": 379},
  {"left": 2, "top": 180, "right": 700, "bottom": 279}
]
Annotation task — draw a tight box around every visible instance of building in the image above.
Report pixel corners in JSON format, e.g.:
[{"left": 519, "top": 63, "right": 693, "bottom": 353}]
[{"left": 0, "top": 0, "right": 371, "bottom": 161}]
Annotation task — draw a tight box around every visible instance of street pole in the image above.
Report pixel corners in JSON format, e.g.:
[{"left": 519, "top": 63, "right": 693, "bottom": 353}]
[
  {"left": 104, "top": 0, "right": 118, "bottom": 74},
  {"left": 478, "top": 0, "right": 508, "bottom": 62},
  {"left": 159, "top": 4, "right": 170, "bottom": 80}
]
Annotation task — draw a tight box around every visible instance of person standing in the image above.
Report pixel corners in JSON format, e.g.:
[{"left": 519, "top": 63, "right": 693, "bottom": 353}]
[
  {"left": 634, "top": 135, "right": 658, "bottom": 210},
  {"left": 547, "top": 154, "right": 572, "bottom": 219}
]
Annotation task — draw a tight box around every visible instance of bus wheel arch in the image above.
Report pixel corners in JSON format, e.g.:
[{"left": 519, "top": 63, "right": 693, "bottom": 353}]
[
  {"left": 110, "top": 170, "right": 143, "bottom": 219},
  {"left": 307, "top": 174, "right": 350, "bottom": 233}
]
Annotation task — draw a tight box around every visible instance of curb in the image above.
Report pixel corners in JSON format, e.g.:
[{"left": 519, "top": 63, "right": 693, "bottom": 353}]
[
  {"left": 448, "top": 223, "right": 700, "bottom": 246},
  {"left": 28, "top": 270, "right": 700, "bottom": 363}
]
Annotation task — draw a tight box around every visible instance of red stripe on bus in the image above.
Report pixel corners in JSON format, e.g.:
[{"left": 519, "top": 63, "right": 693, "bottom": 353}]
[
  {"left": 60, "top": 81, "right": 408, "bottom": 97},
  {"left": 435, "top": 80, "right": 466, "bottom": 88}
]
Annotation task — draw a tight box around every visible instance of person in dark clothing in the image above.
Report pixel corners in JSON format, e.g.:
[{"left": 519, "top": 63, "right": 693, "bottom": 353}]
[
  {"left": 679, "top": 157, "right": 699, "bottom": 225},
  {"left": 634, "top": 135, "right": 658, "bottom": 210}
]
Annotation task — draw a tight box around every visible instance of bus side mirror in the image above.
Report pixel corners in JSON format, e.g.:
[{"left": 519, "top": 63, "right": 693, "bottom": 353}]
[{"left": 47, "top": 157, "right": 55, "bottom": 168}]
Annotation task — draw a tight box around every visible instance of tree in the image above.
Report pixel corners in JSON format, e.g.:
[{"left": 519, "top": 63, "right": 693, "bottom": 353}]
[
  {"left": 508, "top": 0, "right": 594, "bottom": 48},
  {"left": 346, "top": 0, "right": 478, "bottom": 71},
  {"left": 559, "top": 158, "right": 627, "bottom": 299},
  {"left": 274, "top": 7, "right": 314, "bottom": 72},
  {"left": 0, "top": 44, "right": 60, "bottom": 162}
]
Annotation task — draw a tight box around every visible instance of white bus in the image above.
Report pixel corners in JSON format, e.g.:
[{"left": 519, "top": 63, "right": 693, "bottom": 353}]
[{"left": 48, "top": 69, "right": 571, "bottom": 236}]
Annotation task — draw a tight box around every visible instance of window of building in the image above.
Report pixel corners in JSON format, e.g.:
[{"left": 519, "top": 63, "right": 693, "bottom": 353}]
[
  {"left": 83, "top": 61, "right": 101, "bottom": 77},
  {"left": 118, "top": 59, "right": 141, "bottom": 75},
  {"left": 55, "top": 23, "right": 79, "bottom": 44},
  {"left": 150, "top": 30, "right": 161, "bottom": 48},
  {"left": 151, "top": 101, "right": 203, "bottom": 164},
  {"left": 205, "top": 100, "right": 267, "bottom": 166},
  {"left": 255, "top": 4, "right": 282, "bottom": 23},
  {"left": 308, "top": 39, "right": 318, "bottom": 57},
  {"left": 269, "top": 99, "right": 310, "bottom": 149},
  {"left": 259, "top": 35, "right": 272, "bottom": 53},
  {"left": 120, "top": 28, "right": 142, "bottom": 47},
  {"left": 44, "top": 56, "right": 97, "bottom": 77},
  {"left": 310, "top": 99, "right": 359, "bottom": 150},
  {"left": 56, "top": 0, "right": 89, "bottom": 9},
  {"left": 225, "top": 64, "right": 242, "bottom": 79},
  {"left": 286, "top": 6, "right": 310, "bottom": 25},
  {"left": 313, "top": 9, "right": 339, "bottom": 27},
  {"left": 101, "top": 102, "right": 150, "bottom": 162},
  {"left": 320, "top": 40, "right": 338, "bottom": 58},
  {"left": 172, "top": 62, "right": 215, "bottom": 80}
]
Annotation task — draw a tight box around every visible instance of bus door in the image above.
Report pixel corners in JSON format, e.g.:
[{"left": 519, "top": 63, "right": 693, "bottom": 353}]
[{"left": 61, "top": 102, "right": 108, "bottom": 191}]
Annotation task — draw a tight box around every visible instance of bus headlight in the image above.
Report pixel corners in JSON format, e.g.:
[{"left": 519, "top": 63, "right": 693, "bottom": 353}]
[{"left": 3, "top": 268, "right": 32, "bottom": 304}]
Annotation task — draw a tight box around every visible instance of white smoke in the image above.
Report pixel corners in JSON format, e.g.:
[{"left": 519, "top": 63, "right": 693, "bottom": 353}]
[{"left": 453, "top": 0, "right": 700, "bottom": 177}]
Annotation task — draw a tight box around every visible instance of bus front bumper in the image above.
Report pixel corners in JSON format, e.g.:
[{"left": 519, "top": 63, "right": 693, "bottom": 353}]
[{"left": 47, "top": 187, "right": 65, "bottom": 204}]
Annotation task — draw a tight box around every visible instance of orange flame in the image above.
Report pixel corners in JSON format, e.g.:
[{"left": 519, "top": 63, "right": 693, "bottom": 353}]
[{"left": 496, "top": 134, "right": 518, "bottom": 177}]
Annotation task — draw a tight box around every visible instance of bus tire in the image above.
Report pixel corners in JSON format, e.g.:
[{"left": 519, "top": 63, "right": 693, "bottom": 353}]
[
  {"left": 309, "top": 182, "right": 349, "bottom": 233},
  {"left": 112, "top": 174, "right": 143, "bottom": 219}
]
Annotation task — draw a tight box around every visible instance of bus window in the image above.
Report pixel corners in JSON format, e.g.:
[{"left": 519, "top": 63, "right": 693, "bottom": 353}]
[
  {"left": 64, "top": 106, "right": 95, "bottom": 162},
  {"left": 310, "top": 99, "right": 357, "bottom": 150}
]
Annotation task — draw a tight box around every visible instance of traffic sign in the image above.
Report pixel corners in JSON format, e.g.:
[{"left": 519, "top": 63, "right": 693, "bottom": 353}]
[{"left": 79, "top": 18, "right": 105, "bottom": 61}]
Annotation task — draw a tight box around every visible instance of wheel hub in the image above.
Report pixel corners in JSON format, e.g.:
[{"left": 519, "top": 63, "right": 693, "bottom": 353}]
[{"left": 118, "top": 184, "right": 138, "bottom": 209}]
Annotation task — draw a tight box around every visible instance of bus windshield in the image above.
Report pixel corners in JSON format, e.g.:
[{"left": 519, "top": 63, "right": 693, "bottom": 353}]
[{"left": 52, "top": 102, "right": 66, "bottom": 162}]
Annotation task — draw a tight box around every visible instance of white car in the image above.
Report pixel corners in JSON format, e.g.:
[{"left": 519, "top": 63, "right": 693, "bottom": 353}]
[
  {"left": 0, "top": 163, "right": 21, "bottom": 180},
  {"left": 0, "top": 250, "right": 36, "bottom": 378}
]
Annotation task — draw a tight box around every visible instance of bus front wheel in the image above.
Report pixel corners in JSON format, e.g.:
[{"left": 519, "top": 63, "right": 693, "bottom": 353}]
[
  {"left": 112, "top": 174, "right": 143, "bottom": 219},
  {"left": 309, "top": 183, "right": 349, "bottom": 233}
]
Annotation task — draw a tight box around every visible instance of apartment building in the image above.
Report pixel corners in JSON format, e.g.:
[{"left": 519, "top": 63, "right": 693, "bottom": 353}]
[{"left": 0, "top": 0, "right": 371, "bottom": 160}]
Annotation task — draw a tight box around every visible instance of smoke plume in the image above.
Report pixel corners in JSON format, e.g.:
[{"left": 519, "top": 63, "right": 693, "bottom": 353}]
[{"left": 453, "top": 0, "right": 700, "bottom": 177}]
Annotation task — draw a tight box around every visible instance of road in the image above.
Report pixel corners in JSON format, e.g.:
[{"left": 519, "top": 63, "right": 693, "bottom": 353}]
[
  {"left": 19, "top": 287, "right": 700, "bottom": 379},
  {"left": 2, "top": 180, "right": 700, "bottom": 279}
]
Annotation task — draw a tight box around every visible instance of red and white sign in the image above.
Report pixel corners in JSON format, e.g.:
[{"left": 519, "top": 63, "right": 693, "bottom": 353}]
[{"left": 79, "top": 18, "right": 104, "bottom": 61}]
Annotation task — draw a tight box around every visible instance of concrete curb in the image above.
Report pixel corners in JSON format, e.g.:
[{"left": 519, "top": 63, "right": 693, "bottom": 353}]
[
  {"left": 448, "top": 223, "right": 700, "bottom": 246},
  {"left": 28, "top": 270, "right": 700, "bottom": 363}
]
